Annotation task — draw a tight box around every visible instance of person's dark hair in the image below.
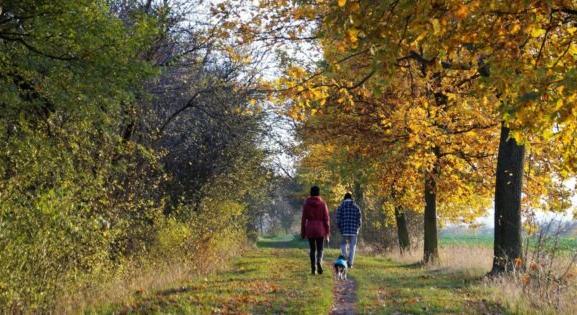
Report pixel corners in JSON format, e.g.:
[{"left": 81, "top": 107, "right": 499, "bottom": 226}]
[
  {"left": 344, "top": 192, "right": 352, "bottom": 200},
  {"left": 310, "top": 186, "right": 320, "bottom": 196}
]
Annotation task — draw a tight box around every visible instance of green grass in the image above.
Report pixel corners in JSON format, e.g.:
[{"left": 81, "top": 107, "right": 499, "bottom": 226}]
[
  {"left": 98, "top": 236, "right": 333, "bottom": 314},
  {"left": 439, "top": 233, "right": 577, "bottom": 252},
  {"left": 352, "top": 255, "right": 506, "bottom": 314},
  {"left": 528, "top": 236, "right": 577, "bottom": 252},
  {"left": 256, "top": 234, "right": 309, "bottom": 249},
  {"left": 96, "top": 235, "right": 561, "bottom": 314},
  {"left": 439, "top": 234, "right": 493, "bottom": 247}
]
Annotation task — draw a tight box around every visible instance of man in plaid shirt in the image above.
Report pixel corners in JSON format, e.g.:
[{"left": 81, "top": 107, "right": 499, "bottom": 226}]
[{"left": 335, "top": 192, "right": 362, "bottom": 268}]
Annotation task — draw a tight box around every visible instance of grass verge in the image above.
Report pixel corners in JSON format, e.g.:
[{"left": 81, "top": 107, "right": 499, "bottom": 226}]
[
  {"left": 352, "top": 254, "right": 505, "bottom": 314},
  {"left": 95, "top": 237, "right": 333, "bottom": 314}
]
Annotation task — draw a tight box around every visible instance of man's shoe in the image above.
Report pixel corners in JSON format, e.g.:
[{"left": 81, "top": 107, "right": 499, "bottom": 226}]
[
  {"left": 317, "top": 264, "right": 323, "bottom": 274},
  {"left": 347, "top": 262, "right": 352, "bottom": 269}
]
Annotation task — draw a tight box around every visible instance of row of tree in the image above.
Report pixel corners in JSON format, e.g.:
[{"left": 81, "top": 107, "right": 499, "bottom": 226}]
[
  {"left": 0, "top": 0, "right": 285, "bottom": 310},
  {"left": 211, "top": 0, "right": 577, "bottom": 272}
]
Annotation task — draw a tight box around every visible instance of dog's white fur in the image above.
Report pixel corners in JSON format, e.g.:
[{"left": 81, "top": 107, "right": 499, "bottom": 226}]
[{"left": 334, "top": 265, "right": 347, "bottom": 280}]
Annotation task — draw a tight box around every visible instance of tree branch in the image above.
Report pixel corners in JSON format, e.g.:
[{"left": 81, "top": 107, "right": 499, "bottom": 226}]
[{"left": 158, "top": 88, "right": 211, "bottom": 133}]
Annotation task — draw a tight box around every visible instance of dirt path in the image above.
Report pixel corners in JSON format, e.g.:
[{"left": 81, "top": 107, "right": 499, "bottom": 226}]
[{"left": 330, "top": 276, "right": 357, "bottom": 315}]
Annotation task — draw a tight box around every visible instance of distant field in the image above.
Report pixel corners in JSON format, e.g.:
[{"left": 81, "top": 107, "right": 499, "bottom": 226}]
[
  {"left": 440, "top": 234, "right": 493, "bottom": 247},
  {"left": 440, "top": 233, "right": 577, "bottom": 252},
  {"left": 266, "top": 233, "right": 577, "bottom": 252}
]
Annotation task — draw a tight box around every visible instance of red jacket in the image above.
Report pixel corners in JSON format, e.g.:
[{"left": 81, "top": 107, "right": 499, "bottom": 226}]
[{"left": 301, "top": 196, "right": 330, "bottom": 238}]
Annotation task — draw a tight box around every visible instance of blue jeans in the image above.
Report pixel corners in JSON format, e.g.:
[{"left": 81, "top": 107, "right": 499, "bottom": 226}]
[{"left": 340, "top": 235, "right": 357, "bottom": 266}]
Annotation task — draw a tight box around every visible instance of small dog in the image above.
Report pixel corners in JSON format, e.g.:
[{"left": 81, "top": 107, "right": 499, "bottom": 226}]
[{"left": 334, "top": 255, "right": 348, "bottom": 280}]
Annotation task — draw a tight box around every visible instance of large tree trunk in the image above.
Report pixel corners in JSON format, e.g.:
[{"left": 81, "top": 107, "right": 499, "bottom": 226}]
[
  {"left": 491, "top": 123, "right": 525, "bottom": 274},
  {"left": 395, "top": 206, "right": 411, "bottom": 254},
  {"left": 423, "top": 159, "right": 440, "bottom": 264}
]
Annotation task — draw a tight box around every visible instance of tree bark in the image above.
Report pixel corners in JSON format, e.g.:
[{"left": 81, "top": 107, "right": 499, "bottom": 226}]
[
  {"left": 353, "top": 180, "right": 365, "bottom": 210},
  {"left": 395, "top": 206, "right": 411, "bottom": 254},
  {"left": 353, "top": 180, "right": 368, "bottom": 240},
  {"left": 423, "top": 158, "right": 440, "bottom": 264},
  {"left": 491, "top": 123, "right": 525, "bottom": 274}
]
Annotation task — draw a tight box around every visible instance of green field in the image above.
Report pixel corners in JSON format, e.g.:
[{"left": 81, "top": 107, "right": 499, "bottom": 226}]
[
  {"left": 440, "top": 233, "right": 577, "bottom": 252},
  {"left": 440, "top": 234, "right": 494, "bottom": 247}
]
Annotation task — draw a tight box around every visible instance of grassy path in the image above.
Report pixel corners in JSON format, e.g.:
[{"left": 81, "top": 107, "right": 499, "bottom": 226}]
[
  {"left": 103, "top": 237, "right": 333, "bottom": 314},
  {"left": 330, "top": 277, "right": 357, "bottom": 315},
  {"left": 101, "top": 237, "right": 506, "bottom": 314}
]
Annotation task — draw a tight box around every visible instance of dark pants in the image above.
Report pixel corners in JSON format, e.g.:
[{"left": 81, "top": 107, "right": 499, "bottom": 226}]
[{"left": 308, "top": 238, "right": 324, "bottom": 271}]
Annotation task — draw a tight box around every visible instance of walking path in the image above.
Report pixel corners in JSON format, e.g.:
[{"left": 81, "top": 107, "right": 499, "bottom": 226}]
[
  {"left": 100, "top": 236, "right": 503, "bottom": 314},
  {"left": 330, "top": 276, "right": 357, "bottom": 315}
]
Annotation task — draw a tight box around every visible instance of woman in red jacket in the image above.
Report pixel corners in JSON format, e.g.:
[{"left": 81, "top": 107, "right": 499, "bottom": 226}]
[{"left": 301, "top": 186, "right": 330, "bottom": 275}]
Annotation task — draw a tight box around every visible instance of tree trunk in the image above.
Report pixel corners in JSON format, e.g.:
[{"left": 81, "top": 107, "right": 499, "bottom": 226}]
[
  {"left": 260, "top": 215, "right": 264, "bottom": 235},
  {"left": 353, "top": 180, "right": 365, "bottom": 210},
  {"left": 353, "top": 180, "right": 368, "bottom": 241},
  {"left": 423, "top": 159, "right": 440, "bottom": 264},
  {"left": 395, "top": 206, "right": 411, "bottom": 254},
  {"left": 491, "top": 123, "right": 525, "bottom": 274}
]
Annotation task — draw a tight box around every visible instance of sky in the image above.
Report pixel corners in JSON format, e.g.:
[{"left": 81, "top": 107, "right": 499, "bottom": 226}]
[{"left": 473, "top": 178, "right": 577, "bottom": 228}]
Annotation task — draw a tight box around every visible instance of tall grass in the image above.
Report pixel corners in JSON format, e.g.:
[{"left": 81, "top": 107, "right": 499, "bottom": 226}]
[
  {"left": 383, "top": 244, "right": 577, "bottom": 314},
  {"left": 53, "top": 218, "right": 250, "bottom": 313},
  {"left": 385, "top": 245, "right": 492, "bottom": 272}
]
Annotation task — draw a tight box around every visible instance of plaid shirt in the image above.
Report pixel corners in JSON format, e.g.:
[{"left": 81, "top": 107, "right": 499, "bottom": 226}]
[{"left": 335, "top": 199, "right": 362, "bottom": 235}]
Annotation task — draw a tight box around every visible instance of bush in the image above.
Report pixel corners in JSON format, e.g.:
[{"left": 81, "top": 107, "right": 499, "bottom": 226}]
[{"left": 0, "top": 118, "right": 165, "bottom": 310}]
